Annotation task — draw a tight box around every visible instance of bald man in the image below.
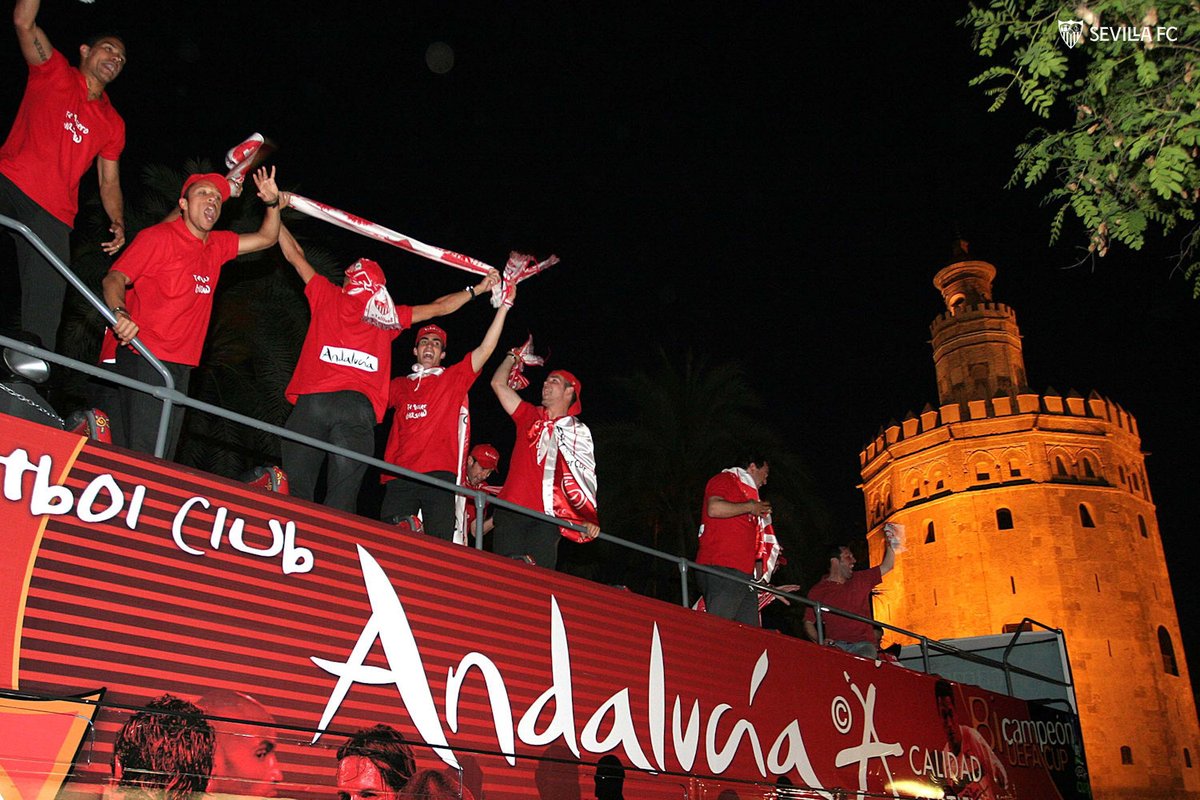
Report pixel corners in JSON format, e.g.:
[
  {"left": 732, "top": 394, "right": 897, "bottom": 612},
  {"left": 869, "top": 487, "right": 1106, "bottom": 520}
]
[{"left": 197, "top": 690, "right": 284, "bottom": 798}]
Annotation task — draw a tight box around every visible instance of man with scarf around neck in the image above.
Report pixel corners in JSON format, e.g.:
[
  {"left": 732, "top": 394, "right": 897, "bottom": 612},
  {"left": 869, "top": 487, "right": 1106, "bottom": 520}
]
[
  {"left": 277, "top": 225, "right": 499, "bottom": 512},
  {"left": 489, "top": 355, "right": 600, "bottom": 569},
  {"left": 695, "top": 455, "right": 774, "bottom": 626},
  {"left": 101, "top": 168, "right": 284, "bottom": 459},
  {"left": 379, "top": 280, "right": 511, "bottom": 541}
]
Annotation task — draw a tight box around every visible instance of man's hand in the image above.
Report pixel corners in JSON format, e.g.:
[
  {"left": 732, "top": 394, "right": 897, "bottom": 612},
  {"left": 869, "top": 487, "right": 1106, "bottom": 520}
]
[
  {"left": 748, "top": 499, "right": 772, "bottom": 516},
  {"left": 476, "top": 269, "right": 500, "bottom": 295},
  {"left": 112, "top": 310, "right": 138, "bottom": 345},
  {"left": 101, "top": 221, "right": 125, "bottom": 255},
  {"left": 501, "top": 277, "right": 517, "bottom": 308},
  {"left": 580, "top": 522, "right": 601, "bottom": 542},
  {"left": 252, "top": 166, "right": 282, "bottom": 205}
]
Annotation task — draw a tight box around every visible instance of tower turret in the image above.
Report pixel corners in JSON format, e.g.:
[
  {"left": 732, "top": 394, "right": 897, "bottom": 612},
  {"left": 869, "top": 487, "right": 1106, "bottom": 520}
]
[{"left": 930, "top": 258, "right": 1028, "bottom": 405}]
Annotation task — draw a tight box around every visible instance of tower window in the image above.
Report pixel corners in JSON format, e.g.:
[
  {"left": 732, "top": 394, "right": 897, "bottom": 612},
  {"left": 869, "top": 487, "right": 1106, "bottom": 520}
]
[
  {"left": 1131, "top": 472, "right": 1140, "bottom": 491},
  {"left": 996, "top": 508, "right": 1014, "bottom": 530},
  {"left": 1082, "top": 458, "right": 1096, "bottom": 478},
  {"left": 1008, "top": 459, "right": 1022, "bottom": 478},
  {"left": 975, "top": 464, "right": 990, "bottom": 481},
  {"left": 1186, "top": 748, "right": 1193, "bottom": 768},
  {"left": 1121, "top": 746, "right": 1133, "bottom": 765},
  {"left": 1119, "top": 466, "right": 1126, "bottom": 483},
  {"left": 1055, "top": 457, "right": 1068, "bottom": 477},
  {"left": 925, "top": 521, "right": 936, "bottom": 544},
  {"left": 1010, "top": 576, "right": 1016, "bottom": 594},
  {"left": 1159, "top": 626, "right": 1179, "bottom": 676},
  {"left": 1138, "top": 515, "right": 1149, "bottom": 538},
  {"left": 1079, "top": 504, "right": 1095, "bottom": 528}
]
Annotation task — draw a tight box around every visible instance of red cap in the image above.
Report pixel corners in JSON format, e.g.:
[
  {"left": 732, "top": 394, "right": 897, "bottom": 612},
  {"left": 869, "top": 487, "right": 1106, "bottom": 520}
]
[
  {"left": 415, "top": 324, "right": 447, "bottom": 347},
  {"left": 549, "top": 369, "right": 582, "bottom": 416},
  {"left": 181, "top": 173, "right": 232, "bottom": 202},
  {"left": 470, "top": 444, "right": 500, "bottom": 471}
]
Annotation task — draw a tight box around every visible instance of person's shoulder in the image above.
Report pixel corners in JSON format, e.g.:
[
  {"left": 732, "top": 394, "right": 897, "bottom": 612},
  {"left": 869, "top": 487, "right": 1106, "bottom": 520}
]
[
  {"left": 705, "top": 471, "right": 739, "bottom": 492},
  {"left": 30, "top": 47, "right": 69, "bottom": 75}
]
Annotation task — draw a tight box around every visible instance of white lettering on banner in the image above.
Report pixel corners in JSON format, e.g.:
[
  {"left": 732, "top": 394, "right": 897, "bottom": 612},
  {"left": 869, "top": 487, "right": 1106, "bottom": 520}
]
[
  {"left": 310, "top": 546, "right": 829, "bottom": 786},
  {"left": 320, "top": 346, "right": 378, "bottom": 373},
  {"left": 834, "top": 671, "right": 903, "bottom": 795},
  {"left": 0, "top": 446, "right": 314, "bottom": 574},
  {"left": 172, "top": 496, "right": 314, "bottom": 574},
  {"left": 193, "top": 275, "right": 212, "bottom": 295}
]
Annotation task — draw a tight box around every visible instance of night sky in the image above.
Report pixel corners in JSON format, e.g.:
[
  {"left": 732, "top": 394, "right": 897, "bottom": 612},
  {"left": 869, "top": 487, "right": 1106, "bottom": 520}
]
[{"left": 6, "top": 2, "right": 1199, "bottom": 694}]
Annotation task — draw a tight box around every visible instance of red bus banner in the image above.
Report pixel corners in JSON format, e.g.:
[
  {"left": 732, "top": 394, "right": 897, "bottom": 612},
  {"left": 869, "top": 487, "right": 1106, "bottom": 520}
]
[{"left": 0, "top": 414, "right": 1089, "bottom": 799}]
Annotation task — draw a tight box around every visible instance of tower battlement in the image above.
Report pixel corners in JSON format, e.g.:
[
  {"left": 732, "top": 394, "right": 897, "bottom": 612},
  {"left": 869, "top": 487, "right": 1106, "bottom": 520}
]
[
  {"left": 859, "top": 389, "right": 1140, "bottom": 468},
  {"left": 929, "top": 301, "right": 1017, "bottom": 334}
]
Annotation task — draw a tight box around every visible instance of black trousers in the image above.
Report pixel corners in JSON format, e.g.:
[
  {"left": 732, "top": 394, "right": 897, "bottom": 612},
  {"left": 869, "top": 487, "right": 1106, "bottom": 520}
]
[
  {"left": 113, "top": 347, "right": 191, "bottom": 460},
  {"left": 493, "top": 507, "right": 562, "bottom": 569},
  {"left": 281, "top": 390, "right": 375, "bottom": 512},
  {"left": 380, "top": 470, "right": 457, "bottom": 541},
  {"left": 697, "top": 566, "right": 760, "bottom": 626},
  {"left": 0, "top": 174, "right": 71, "bottom": 352}
]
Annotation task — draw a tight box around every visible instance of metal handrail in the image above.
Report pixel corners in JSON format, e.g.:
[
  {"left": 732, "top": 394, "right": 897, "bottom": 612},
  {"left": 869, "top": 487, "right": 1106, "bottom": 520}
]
[
  {"left": 0, "top": 217, "right": 1073, "bottom": 696},
  {"left": 0, "top": 213, "right": 177, "bottom": 457}
]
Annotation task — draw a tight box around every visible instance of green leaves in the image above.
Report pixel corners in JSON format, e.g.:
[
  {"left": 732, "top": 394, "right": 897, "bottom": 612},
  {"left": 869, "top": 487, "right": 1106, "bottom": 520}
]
[{"left": 963, "top": 0, "right": 1200, "bottom": 294}]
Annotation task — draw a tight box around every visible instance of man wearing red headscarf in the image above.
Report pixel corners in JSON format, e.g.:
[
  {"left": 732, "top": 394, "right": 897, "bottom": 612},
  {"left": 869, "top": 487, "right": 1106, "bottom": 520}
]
[
  {"left": 379, "top": 280, "right": 510, "bottom": 538},
  {"left": 100, "top": 168, "right": 284, "bottom": 458},
  {"left": 278, "top": 226, "right": 498, "bottom": 512},
  {"left": 490, "top": 355, "right": 600, "bottom": 569}
]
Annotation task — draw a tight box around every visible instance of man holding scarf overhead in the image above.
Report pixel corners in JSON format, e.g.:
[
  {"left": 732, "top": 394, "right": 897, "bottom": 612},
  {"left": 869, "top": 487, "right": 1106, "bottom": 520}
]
[
  {"left": 695, "top": 455, "right": 778, "bottom": 626},
  {"left": 379, "top": 278, "right": 510, "bottom": 542},
  {"left": 490, "top": 351, "right": 600, "bottom": 569},
  {"left": 277, "top": 225, "right": 497, "bottom": 512}
]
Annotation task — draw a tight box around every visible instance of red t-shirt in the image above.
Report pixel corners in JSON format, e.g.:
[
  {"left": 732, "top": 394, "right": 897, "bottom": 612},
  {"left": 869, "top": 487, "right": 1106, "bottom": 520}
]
[
  {"left": 104, "top": 218, "right": 239, "bottom": 366},
  {"left": 381, "top": 355, "right": 478, "bottom": 478},
  {"left": 497, "top": 401, "right": 554, "bottom": 512},
  {"left": 804, "top": 566, "right": 883, "bottom": 644},
  {"left": 285, "top": 275, "right": 409, "bottom": 422},
  {"left": 696, "top": 471, "right": 761, "bottom": 573},
  {"left": 0, "top": 49, "right": 125, "bottom": 227}
]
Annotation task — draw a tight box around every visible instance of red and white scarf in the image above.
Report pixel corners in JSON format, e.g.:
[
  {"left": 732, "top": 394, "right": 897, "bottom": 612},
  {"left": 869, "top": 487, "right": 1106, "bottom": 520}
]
[{"left": 528, "top": 412, "right": 598, "bottom": 542}]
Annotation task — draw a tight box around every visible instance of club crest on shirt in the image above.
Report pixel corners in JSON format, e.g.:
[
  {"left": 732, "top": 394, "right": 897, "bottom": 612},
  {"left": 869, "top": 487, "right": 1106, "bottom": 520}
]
[{"left": 320, "top": 346, "right": 378, "bottom": 372}]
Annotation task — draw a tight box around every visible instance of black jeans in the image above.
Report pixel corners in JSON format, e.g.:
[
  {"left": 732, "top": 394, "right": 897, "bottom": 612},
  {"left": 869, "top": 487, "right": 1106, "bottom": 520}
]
[
  {"left": 282, "top": 390, "right": 375, "bottom": 512},
  {"left": 697, "top": 565, "right": 759, "bottom": 626},
  {"left": 113, "top": 347, "right": 191, "bottom": 460},
  {"left": 493, "top": 507, "right": 562, "bottom": 569},
  {"left": 380, "top": 470, "right": 457, "bottom": 541},
  {"left": 0, "top": 174, "right": 71, "bottom": 352}
]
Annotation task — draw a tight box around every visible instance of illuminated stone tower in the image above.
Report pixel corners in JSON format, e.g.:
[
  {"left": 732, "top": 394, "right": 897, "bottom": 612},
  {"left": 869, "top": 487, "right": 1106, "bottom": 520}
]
[{"left": 859, "top": 253, "right": 1200, "bottom": 800}]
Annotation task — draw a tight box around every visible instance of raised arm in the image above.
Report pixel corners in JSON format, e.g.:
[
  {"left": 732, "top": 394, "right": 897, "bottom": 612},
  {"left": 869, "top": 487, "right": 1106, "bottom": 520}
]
[
  {"left": 470, "top": 280, "right": 514, "bottom": 373},
  {"left": 491, "top": 351, "right": 522, "bottom": 415},
  {"left": 878, "top": 536, "right": 896, "bottom": 576},
  {"left": 410, "top": 269, "right": 499, "bottom": 325},
  {"left": 97, "top": 156, "right": 125, "bottom": 254},
  {"left": 236, "top": 167, "right": 285, "bottom": 255},
  {"left": 277, "top": 225, "right": 315, "bottom": 284},
  {"left": 13, "top": 0, "right": 52, "bottom": 66}
]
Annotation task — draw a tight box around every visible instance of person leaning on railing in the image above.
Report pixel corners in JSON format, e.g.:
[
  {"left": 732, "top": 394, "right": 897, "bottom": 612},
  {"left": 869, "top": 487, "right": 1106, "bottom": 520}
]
[{"left": 802, "top": 526, "right": 899, "bottom": 657}]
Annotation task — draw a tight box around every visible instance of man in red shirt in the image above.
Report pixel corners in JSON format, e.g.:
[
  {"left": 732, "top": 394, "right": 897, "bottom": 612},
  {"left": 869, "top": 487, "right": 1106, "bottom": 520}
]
[
  {"left": 489, "top": 357, "right": 600, "bottom": 568},
  {"left": 803, "top": 530, "right": 898, "bottom": 657},
  {"left": 461, "top": 443, "right": 501, "bottom": 540},
  {"left": 695, "top": 456, "right": 773, "bottom": 625},
  {"left": 1, "top": 0, "right": 126, "bottom": 350},
  {"left": 100, "top": 168, "right": 283, "bottom": 458},
  {"left": 380, "top": 281, "right": 509, "bottom": 538},
  {"left": 279, "top": 225, "right": 499, "bottom": 512}
]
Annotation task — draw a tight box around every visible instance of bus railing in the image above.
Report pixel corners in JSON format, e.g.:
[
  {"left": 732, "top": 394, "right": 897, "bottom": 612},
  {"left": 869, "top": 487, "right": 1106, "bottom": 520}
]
[{"left": 0, "top": 213, "right": 1074, "bottom": 702}]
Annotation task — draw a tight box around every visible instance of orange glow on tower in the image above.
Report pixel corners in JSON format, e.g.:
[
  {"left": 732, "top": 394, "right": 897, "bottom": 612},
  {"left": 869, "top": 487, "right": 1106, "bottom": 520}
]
[{"left": 860, "top": 255, "right": 1200, "bottom": 800}]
